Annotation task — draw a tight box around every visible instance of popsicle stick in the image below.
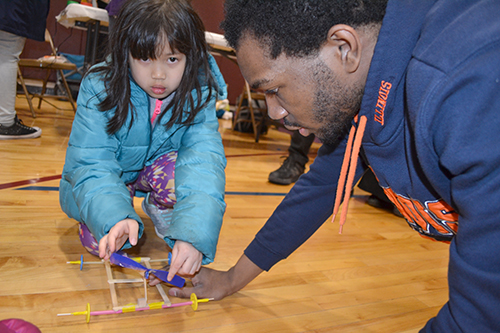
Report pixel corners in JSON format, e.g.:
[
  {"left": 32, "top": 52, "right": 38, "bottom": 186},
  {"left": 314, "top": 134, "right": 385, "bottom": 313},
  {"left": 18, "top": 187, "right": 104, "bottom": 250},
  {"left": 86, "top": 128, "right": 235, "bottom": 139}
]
[
  {"left": 137, "top": 278, "right": 147, "bottom": 307},
  {"left": 104, "top": 260, "right": 119, "bottom": 309},
  {"left": 107, "top": 278, "right": 143, "bottom": 283},
  {"left": 143, "top": 258, "right": 171, "bottom": 306}
]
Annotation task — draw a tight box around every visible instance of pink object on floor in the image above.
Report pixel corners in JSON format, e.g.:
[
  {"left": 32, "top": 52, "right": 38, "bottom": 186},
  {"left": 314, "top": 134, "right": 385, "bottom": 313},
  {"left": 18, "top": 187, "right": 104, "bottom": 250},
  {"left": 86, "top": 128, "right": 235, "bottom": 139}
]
[{"left": 0, "top": 319, "right": 41, "bottom": 333}]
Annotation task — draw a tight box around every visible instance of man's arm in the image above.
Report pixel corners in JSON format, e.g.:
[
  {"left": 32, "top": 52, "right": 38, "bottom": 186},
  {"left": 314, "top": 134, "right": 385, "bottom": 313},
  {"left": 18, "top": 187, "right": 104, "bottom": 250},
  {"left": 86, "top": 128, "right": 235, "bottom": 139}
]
[
  {"left": 168, "top": 254, "right": 263, "bottom": 300},
  {"left": 168, "top": 140, "right": 367, "bottom": 299}
]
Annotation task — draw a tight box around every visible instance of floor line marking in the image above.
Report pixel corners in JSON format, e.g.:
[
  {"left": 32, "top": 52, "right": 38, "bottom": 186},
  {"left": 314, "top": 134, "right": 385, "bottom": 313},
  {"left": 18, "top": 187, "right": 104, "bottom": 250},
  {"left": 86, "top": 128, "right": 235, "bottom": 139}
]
[
  {"left": 15, "top": 186, "right": 289, "bottom": 196},
  {"left": 0, "top": 152, "right": 317, "bottom": 190},
  {"left": 0, "top": 175, "right": 62, "bottom": 190}
]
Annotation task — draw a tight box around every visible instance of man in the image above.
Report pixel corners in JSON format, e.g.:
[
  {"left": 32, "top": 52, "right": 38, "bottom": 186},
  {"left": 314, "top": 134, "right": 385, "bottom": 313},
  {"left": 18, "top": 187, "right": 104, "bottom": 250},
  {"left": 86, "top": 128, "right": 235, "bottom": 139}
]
[
  {"left": 0, "top": 0, "right": 49, "bottom": 139},
  {"left": 167, "top": 1, "right": 500, "bottom": 331}
]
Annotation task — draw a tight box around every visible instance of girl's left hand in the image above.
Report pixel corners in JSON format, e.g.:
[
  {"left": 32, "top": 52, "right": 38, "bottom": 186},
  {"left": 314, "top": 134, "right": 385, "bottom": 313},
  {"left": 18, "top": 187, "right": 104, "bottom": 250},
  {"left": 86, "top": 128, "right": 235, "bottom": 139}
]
[
  {"left": 98, "top": 218, "right": 139, "bottom": 260},
  {"left": 167, "top": 240, "right": 202, "bottom": 282}
]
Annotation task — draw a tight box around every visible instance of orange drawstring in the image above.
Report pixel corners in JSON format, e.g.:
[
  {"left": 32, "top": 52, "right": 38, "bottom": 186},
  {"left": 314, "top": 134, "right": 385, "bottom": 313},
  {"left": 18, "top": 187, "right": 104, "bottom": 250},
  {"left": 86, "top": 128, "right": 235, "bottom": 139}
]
[
  {"left": 331, "top": 115, "right": 367, "bottom": 233},
  {"left": 332, "top": 123, "right": 356, "bottom": 221}
]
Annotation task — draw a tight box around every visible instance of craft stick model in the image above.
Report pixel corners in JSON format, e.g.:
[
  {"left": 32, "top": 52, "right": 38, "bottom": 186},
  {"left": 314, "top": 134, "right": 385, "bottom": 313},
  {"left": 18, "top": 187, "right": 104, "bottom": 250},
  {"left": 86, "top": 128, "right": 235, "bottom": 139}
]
[
  {"left": 57, "top": 293, "right": 211, "bottom": 323},
  {"left": 109, "top": 252, "right": 185, "bottom": 288},
  {"left": 61, "top": 253, "right": 209, "bottom": 322}
]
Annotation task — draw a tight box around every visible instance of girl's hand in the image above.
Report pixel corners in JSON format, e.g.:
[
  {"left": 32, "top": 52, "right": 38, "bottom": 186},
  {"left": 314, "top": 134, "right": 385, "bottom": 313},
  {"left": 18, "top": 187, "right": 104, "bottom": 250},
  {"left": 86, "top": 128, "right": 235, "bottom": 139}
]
[
  {"left": 167, "top": 240, "right": 202, "bottom": 281},
  {"left": 98, "top": 218, "right": 139, "bottom": 260}
]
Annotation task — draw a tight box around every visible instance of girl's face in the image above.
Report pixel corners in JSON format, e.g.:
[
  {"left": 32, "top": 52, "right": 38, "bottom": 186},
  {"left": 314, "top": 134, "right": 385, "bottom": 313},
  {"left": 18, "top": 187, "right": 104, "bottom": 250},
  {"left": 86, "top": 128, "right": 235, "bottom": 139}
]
[{"left": 129, "top": 44, "right": 186, "bottom": 100}]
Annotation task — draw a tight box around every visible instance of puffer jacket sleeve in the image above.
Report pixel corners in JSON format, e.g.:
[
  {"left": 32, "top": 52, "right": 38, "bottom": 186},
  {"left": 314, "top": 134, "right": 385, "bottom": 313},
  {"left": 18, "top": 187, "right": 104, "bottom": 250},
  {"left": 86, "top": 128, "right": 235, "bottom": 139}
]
[
  {"left": 162, "top": 89, "right": 227, "bottom": 265},
  {"left": 59, "top": 72, "right": 144, "bottom": 246}
]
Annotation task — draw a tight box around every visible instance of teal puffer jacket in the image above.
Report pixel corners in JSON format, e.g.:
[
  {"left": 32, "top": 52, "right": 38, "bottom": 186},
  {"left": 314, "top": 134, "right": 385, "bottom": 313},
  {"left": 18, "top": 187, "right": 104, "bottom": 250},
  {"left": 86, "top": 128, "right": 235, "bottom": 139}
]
[{"left": 60, "top": 55, "right": 227, "bottom": 264}]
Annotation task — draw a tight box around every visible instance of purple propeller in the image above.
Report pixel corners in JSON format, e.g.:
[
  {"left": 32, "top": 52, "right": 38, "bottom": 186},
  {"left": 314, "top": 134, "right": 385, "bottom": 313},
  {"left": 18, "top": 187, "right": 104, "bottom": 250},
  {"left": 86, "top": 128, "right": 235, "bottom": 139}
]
[{"left": 110, "top": 252, "right": 185, "bottom": 288}]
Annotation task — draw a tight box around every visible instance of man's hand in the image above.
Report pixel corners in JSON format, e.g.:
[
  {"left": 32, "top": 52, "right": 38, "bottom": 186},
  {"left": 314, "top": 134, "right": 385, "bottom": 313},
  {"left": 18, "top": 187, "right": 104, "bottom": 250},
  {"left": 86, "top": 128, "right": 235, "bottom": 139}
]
[
  {"left": 167, "top": 254, "right": 264, "bottom": 300},
  {"left": 98, "top": 218, "right": 139, "bottom": 260},
  {"left": 168, "top": 266, "right": 234, "bottom": 300}
]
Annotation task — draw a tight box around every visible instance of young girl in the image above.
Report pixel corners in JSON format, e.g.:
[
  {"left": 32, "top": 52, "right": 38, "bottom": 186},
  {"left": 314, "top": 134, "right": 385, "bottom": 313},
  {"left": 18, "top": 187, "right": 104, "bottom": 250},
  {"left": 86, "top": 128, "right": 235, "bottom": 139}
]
[{"left": 59, "top": 0, "right": 227, "bottom": 282}]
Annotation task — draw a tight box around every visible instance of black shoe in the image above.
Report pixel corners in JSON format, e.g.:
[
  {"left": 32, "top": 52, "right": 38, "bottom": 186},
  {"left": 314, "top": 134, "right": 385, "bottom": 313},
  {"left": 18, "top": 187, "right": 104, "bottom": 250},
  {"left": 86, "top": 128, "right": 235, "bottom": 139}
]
[
  {"left": 268, "top": 156, "right": 305, "bottom": 185},
  {"left": 0, "top": 116, "right": 41, "bottom": 140},
  {"left": 366, "top": 195, "right": 403, "bottom": 218},
  {"left": 392, "top": 206, "right": 404, "bottom": 218}
]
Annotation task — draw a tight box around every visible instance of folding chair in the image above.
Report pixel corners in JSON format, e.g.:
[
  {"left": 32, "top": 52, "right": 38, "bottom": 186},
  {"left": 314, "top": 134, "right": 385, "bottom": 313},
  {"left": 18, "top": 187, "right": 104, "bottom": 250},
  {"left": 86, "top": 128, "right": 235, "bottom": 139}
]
[
  {"left": 17, "top": 29, "right": 77, "bottom": 117},
  {"left": 233, "top": 81, "right": 269, "bottom": 142}
]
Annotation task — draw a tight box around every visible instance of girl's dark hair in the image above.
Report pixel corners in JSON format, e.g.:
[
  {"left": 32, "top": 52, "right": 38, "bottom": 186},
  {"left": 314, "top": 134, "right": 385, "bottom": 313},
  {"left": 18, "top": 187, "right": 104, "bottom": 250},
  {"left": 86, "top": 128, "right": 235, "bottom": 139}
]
[
  {"left": 88, "top": 0, "right": 215, "bottom": 134},
  {"left": 221, "top": 0, "right": 388, "bottom": 59}
]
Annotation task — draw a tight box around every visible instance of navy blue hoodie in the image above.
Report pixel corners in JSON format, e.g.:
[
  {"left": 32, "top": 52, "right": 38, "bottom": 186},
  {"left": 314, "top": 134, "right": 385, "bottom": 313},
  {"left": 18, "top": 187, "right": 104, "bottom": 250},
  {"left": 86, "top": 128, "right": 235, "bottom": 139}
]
[{"left": 244, "top": 0, "right": 500, "bottom": 331}]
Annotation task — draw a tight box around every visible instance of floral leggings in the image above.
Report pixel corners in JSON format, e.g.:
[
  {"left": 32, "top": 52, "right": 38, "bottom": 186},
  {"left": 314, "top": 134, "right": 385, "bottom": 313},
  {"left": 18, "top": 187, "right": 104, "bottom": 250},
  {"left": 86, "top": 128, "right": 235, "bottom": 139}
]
[
  {"left": 79, "top": 151, "right": 177, "bottom": 256},
  {"left": 127, "top": 151, "right": 177, "bottom": 207}
]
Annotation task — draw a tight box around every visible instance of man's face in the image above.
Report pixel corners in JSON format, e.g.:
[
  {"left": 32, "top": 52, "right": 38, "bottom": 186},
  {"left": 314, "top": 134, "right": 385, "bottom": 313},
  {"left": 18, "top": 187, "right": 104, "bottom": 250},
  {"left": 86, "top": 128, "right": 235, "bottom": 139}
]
[{"left": 236, "top": 36, "right": 364, "bottom": 145}]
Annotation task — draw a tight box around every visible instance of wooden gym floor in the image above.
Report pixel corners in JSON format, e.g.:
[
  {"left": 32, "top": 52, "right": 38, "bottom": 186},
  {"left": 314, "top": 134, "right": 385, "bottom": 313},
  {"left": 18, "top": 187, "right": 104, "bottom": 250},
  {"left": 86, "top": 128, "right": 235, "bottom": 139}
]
[{"left": 0, "top": 97, "right": 449, "bottom": 332}]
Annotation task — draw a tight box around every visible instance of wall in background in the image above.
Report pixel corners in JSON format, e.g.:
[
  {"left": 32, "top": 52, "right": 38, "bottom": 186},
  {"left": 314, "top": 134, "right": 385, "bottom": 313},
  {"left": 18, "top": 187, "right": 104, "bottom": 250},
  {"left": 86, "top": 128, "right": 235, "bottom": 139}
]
[
  {"left": 192, "top": 0, "right": 244, "bottom": 104},
  {"left": 21, "top": 1, "right": 244, "bottom": 104}
]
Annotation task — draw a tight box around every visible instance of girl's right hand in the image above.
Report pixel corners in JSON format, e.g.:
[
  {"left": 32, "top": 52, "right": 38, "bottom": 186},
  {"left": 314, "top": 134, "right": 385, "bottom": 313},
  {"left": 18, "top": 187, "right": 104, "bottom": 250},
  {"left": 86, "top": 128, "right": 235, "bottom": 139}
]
[
  {"left": 98, "top": 218, "right": 139, "bottom": 260},
  {"left": 167, "top": 240, "right": 203, "bottom": 282}
]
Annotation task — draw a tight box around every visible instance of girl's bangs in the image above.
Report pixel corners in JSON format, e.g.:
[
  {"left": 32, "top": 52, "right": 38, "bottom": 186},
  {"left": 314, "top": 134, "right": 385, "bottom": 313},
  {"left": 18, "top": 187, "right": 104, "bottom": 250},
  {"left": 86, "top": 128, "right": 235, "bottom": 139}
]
[{"left": 128, "top": 23, "right": 174, "bottom": 60}]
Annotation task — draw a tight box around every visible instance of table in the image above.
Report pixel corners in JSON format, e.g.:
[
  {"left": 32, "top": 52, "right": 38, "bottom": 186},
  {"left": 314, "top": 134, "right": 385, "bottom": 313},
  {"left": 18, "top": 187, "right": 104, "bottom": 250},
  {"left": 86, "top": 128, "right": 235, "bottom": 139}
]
[
  {"left": 205, "top": 31, "right": 237, "bottom": 63},
  {"left": 56, "top": 3, "right": 109, "bottom": 69}
]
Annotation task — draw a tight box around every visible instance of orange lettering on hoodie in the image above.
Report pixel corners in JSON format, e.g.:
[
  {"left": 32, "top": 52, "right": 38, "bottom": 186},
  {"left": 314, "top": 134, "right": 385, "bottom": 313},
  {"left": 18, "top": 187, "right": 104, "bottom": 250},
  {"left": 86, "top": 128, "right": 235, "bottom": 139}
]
[
  {"left": 374, "top": 80, "right": 392, "bottom": 126},
  {"left": 383, "top": 187, "right": 458, "bottom": 237}
]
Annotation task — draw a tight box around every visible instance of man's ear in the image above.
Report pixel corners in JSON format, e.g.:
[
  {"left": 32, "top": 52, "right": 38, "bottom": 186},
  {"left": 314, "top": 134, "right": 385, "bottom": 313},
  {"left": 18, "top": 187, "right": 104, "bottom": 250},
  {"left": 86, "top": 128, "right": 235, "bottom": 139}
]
[{"left": 322, "top": 24, "right": 362, "bottom": 73}]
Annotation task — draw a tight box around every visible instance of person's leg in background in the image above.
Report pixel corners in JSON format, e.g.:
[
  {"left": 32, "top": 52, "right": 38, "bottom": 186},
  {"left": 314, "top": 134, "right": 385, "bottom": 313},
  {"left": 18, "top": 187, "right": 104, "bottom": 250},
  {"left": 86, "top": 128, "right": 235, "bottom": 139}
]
[
  {"left": 0, "top": 30, "right": 41, "bottom": 140},
  {"left": 269, "top": 130, "right": 315, "bottom": 185},
  {"left": 357, "top": 168, "right": 403, "bottom": 217}
]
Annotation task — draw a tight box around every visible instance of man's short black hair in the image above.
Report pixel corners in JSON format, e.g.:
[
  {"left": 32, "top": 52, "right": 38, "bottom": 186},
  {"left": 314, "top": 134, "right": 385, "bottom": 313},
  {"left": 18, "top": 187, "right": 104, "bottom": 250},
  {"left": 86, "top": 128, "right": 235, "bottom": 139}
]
[{"left": 221, "top": 0, "right": 388, "bottom": 59}]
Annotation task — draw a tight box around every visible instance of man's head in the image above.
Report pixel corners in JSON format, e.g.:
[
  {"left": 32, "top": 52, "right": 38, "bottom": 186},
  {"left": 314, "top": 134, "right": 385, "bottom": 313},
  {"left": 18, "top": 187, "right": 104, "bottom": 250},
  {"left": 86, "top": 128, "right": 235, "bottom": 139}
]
[{"left": 221, "top": 0, "right": 387, "bottom": 145}]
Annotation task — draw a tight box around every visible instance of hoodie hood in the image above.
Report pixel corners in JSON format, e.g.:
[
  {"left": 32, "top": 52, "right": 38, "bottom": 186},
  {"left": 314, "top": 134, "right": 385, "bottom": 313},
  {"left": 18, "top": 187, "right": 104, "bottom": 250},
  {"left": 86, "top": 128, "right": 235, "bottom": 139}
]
[
  {"left": 358, "top": 0, "right": 436, "bottom": 147},
  {"left": 331, "top": 0, "right": 437, "bottom": 232}
]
